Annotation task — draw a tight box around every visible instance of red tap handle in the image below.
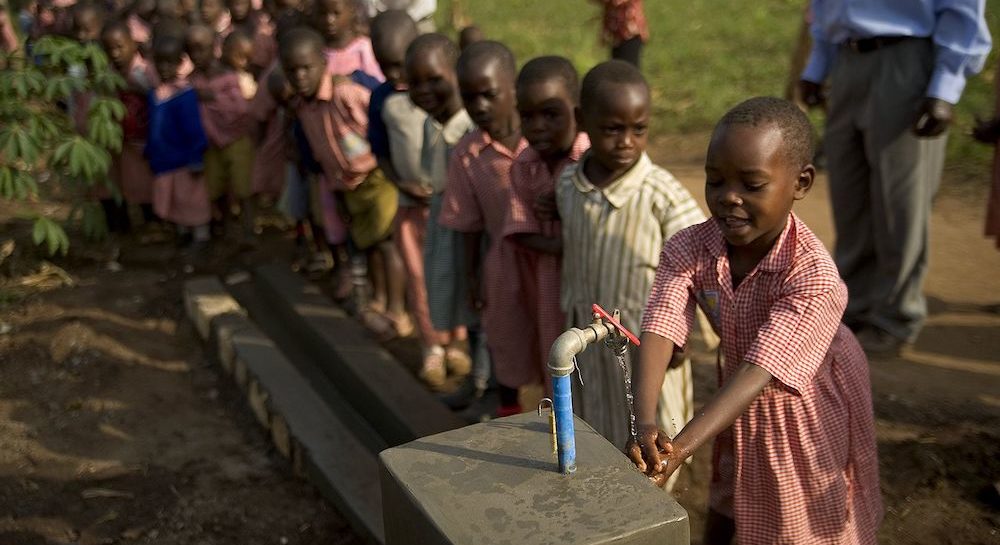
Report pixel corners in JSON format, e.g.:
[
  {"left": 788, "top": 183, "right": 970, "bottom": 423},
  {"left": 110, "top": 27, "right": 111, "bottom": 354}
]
[{"left": 591, "top": 304, "right": 641, "bottom": 346}]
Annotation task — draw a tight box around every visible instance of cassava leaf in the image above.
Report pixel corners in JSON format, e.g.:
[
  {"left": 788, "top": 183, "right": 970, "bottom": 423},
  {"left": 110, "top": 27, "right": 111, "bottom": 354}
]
[{"left": 32, "top": 218, "right": 46, "bottom": 245}]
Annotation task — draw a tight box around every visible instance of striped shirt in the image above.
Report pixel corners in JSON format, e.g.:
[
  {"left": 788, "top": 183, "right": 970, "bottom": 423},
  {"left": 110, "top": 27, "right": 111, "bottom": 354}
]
[
  {"left": 555, "top": 152, "right": 704, "bottom": 451},
  {"left": 556, "top": 152, "right": 705, "bottom": 315}
]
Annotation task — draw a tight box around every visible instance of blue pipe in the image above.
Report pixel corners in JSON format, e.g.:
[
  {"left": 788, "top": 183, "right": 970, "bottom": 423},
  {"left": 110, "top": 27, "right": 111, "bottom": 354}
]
[{"left": 552, "top": 373, "right": 576, "bottom": 474}]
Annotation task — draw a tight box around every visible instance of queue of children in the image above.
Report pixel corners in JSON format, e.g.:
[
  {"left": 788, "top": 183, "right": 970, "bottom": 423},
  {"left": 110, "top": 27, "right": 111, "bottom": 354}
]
[{"left": 11, "top": 2, "right": 886, "bottom": 542}]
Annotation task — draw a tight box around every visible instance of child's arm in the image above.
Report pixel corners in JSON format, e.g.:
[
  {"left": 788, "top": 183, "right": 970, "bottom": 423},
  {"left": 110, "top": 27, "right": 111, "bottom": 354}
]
[{"left": 629, "top": 332, "right": 772, "bottom": 485}]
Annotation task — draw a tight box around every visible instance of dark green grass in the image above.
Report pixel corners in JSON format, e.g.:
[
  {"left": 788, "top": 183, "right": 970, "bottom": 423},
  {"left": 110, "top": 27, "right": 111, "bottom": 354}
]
[{"left": 440, "top": 0, "right": 1000, "bottom": 184}]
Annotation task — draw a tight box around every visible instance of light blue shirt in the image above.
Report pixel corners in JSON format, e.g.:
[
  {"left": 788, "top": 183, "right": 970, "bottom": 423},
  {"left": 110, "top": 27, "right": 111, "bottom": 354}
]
[{"left": 802, "top": 0, "right": 992, "bottom": 104}]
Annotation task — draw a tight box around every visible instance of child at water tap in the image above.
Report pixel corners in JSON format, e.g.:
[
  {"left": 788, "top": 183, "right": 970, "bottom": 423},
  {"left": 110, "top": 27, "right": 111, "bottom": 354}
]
[
  {"left": 555, "top": 60, "right": 703, "bottom": 464},
  {"left": 630, "top": 97, "right": 882, "bottom": 545},
  {"left": 502, "top": 56, "right": 589, "bottom": 395}
]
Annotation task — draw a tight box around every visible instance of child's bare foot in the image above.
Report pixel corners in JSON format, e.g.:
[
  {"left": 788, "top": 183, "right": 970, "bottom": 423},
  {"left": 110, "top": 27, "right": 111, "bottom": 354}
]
[
  {"left": 444, "top": 347, "right": 471, "bottom": 376},
  {"left": 383, "top": 311, "right": 414, "bottom": 340},
  {"left": 418, "top": 349, "right": 447, "bottom": 390}
]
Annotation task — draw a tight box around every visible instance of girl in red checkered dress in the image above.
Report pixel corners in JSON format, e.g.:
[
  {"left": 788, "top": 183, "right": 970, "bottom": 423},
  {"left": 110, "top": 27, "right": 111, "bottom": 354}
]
[{"left": 629, "top": 97, "right": 882, "bottom": 545}]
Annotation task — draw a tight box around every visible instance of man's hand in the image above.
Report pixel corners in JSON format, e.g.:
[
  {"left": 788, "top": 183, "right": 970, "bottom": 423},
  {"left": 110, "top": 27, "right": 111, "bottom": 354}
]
[
  {"left": 798, "top": 80, "right": 825, "bottom": 109},
  {"left": 533, "top": 192, "right": 559, "bottom": 222},
  {"left": 972, "top": 116, "right": 1000, "bottom": 144},
  {"left": 913, "top": 98, "right": 953, "bottom": 137}
]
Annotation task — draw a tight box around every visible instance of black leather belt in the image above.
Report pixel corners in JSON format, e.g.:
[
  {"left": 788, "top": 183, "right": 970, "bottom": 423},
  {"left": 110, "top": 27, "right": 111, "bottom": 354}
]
[{"left": 842, "top": 35, "right": 910, "bottom": 53}]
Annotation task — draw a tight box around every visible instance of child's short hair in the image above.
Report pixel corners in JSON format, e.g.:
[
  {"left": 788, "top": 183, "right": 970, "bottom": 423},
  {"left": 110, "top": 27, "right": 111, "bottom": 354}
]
[
  {"left": 717, "top": 96, "right": 815, "bottom": 168},
  {"left": 278, "top": 26, "right": 324, "bottom": 59},
  {"left": 222, "top": 27, "right": 253, "bottom": 54},
  {"left": 458, "top": 25, "right": 483, "bottom": 50},
  {"left": 100, "top": 18, "right": 132, "bottom": 41},
  {"left": 153, "top": 33, "right": 185, "bottom": 60},
  {"left": 72, "top": 1, "right": 106, "bottom": 24},
  {"left": 580, "top": 59, "right": 648, "bottom": 112},
  {"left": 456, "top": 40, "right": 516, "bottom": 80},
  {"left": 370, "top": 9, "right": 417, "bottom": 52},
  {"left": 517, "top": 55, "right": 580, "bottom": 105},
  {"left": 405, "top": 32, "right": 458, "bottom": 69},
  {"left": 274, "top": 11, "right": 307, "bottom": 42}
]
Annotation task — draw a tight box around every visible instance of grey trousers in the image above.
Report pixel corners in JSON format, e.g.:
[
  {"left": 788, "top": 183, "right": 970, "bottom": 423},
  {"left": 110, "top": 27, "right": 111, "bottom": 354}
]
[{"left": 824, "top": 38, "right": 946, "bottom": 342}]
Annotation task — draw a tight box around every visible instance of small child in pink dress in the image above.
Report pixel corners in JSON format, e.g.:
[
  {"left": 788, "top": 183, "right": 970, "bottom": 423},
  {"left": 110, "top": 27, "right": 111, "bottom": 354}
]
[
  {"left": 101, "top": 20, "right": 160, "bottom": 228},
  {"left": 503, "top": 56, "right": 589, "bottom": 396},
  {"left": 146, "top": 34, "right": 211, "bottom": 246},
  {"left": 631, "top": 97, "right": 881, "bottom": 545},
  {"left": 313, "top": 0, "right": 384, "bottom": 82},
  {"left": 186, "top": 25, "right": 257, "bottom": 239}
]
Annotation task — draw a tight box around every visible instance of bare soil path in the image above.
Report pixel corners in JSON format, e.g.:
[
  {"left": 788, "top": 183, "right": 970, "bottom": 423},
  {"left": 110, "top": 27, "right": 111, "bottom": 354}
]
[{"left": 0, "top": 132, "right": 996, "bottom": 544}]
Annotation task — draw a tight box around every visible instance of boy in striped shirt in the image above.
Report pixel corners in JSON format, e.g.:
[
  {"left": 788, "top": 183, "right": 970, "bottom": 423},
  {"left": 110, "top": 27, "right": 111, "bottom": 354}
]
[{"left": 554, "top": 60, "right": 704, "bottom": 479}]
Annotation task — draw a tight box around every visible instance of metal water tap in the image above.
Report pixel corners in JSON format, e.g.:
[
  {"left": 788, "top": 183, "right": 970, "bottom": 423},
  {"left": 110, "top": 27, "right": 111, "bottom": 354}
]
[{"left": 546, "top": 304, "right": 641, "bottom": 474}]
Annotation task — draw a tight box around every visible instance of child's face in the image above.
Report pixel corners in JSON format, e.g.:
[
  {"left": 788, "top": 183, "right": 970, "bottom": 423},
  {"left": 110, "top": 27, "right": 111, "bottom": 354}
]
[
  {"left": 223, "top": 38, "right": 253, "bottom": 71},
  {"left": 517, "top": 78, "right": 577, "bottom": 159},
  {"left": 316, "top": 0, "right": 353, "bottom": 44},
  {"left": 407, "top": 48, "right": 460, "bottom": 123},
  {"left": 155, "top": 0, "right": 183, "bottom": 20},
  {"left": 199, "top": 0, "right": 224, "bottom": 24},
  {"left": 73, "top": 10, "right": 102, "bottom": 43},
  {"left": 282, "top": 42, "right": 325, "bottom": 98},
  {"left": 373, "top": 35, "right": 407, "bottom": 86},
  {"left": 459, "top": 59, "right": 516, "bottom": 137},
  {"left": 102, "top": 28, "right": 138, "bottom": 71},
  {"left": 227, "top": 0, "right": 250, "bottom": 21},
  {"left": 704, "top": 123, "right": 812, "bottom": 251},
  {"left": 186, "top": 30, "right": 215, "bottom": 71},
  {"left": 179, "top": 0, "right": 196, "bottom": 19},
  {"left": 580, "top": 82, "right": 649, "bottom": 175},
  {"left": 154, "top": 51, "right": 182, "bottom": 82}
]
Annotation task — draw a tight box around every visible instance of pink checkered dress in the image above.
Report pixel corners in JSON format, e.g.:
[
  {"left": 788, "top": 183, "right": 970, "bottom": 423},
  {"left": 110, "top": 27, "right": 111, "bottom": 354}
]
[
  {"left": 502, "top": 132, "right": 590, "bottom": 393},
  {"left": 641, "top": 213, "right": 883, "bottom": 545},
  {"left": 438, "top": 130, "right": 535, "bottom": 388}
]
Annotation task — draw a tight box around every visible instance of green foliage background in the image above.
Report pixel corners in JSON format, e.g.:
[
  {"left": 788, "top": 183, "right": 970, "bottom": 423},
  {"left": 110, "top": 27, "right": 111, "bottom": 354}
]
[
  {"left": 0, "top": 35, "right": 126, "bottom": 255},
  {"left": 440, "top": 0, "right": 999, "bottom": 184}
]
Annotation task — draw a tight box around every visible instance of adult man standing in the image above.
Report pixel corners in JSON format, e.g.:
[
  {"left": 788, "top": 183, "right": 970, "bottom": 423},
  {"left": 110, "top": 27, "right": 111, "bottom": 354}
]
[{"left": 800, "top": 0, "right": 991, "bottom": 354}]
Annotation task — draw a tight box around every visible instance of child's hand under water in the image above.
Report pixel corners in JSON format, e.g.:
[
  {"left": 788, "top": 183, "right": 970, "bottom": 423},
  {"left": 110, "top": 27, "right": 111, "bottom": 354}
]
[{"left": 626, "top": 424, "right": 679, "bottom": 488}]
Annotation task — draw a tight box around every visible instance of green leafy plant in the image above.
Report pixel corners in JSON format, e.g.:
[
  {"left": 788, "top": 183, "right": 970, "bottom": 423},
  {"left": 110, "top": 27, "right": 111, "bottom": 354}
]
[{"left": 0, "top": 36, "right": 126, "bottom": 256}]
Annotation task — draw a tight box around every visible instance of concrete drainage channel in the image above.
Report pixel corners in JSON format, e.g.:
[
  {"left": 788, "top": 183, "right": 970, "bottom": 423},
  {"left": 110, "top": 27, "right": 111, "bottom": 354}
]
[{"left": 184, "top": 264, "right": 466, "bottom": 544}]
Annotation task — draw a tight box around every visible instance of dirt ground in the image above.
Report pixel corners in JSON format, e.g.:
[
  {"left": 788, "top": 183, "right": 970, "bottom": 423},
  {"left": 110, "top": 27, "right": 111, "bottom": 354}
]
[{"left": 0, "top": 134, "right": 997, "bottom": 544}]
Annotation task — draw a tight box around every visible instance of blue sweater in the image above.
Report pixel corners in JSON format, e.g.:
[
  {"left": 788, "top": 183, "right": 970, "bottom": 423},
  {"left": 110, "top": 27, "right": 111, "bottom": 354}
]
[{"left": 145, "top": 87, "right": 208, "bottom": 175}]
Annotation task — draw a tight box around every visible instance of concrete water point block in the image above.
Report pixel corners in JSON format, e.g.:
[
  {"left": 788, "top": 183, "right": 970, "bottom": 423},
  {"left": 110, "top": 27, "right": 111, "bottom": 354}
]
[
  {"left": 380, "top": 412, "right": 689, "bottom": 545},
  {"left": 183, "top": 277, "right": 245, "bottom": 340}
]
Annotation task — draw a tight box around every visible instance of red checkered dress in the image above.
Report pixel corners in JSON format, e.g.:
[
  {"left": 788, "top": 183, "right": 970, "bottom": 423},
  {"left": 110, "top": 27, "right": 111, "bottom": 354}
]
[
  {"left": 438, "top": 130, "right": 536, "bottom": 388},
  {"left": 642, "top": 213, "right": 883, "bottom": 545},
  {"left": 502, "top": 133, "right": 590, "bottom": 393}
]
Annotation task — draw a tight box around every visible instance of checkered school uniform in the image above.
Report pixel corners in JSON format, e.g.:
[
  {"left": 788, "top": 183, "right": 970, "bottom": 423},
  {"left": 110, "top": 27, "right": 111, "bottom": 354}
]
[
  {"left": 556, "top": 152, "right": 704, "bottom": 454},
  {"left": 641, "top": 213, "right": 883, "bottom": 545},
  {"left": 438, "top": 130, "right": 535, "bottom": 388},
  {"left": 502, "top": 132, "right": 590, "bottom": 392},
  {"left": 422, "top": 110, "right": 476, "bottom": 331}
]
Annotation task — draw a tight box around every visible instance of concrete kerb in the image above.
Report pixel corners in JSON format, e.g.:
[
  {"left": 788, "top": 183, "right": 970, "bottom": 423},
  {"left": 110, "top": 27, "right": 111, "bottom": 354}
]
[
  {"left": 253, "top": 264, "right": 466, "bottom": 446},
  {"left": 182, "top": 278, "right": 385, "bottom": 544}
]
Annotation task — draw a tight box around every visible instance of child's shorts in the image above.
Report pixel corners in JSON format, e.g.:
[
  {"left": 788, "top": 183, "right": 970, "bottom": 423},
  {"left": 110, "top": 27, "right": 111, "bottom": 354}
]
[
  {"left": 204, "top": 136, "right": 255, "bottom": 200},
  {"left": 343, "top": 168, "right": 398, "bottom": 250}
]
